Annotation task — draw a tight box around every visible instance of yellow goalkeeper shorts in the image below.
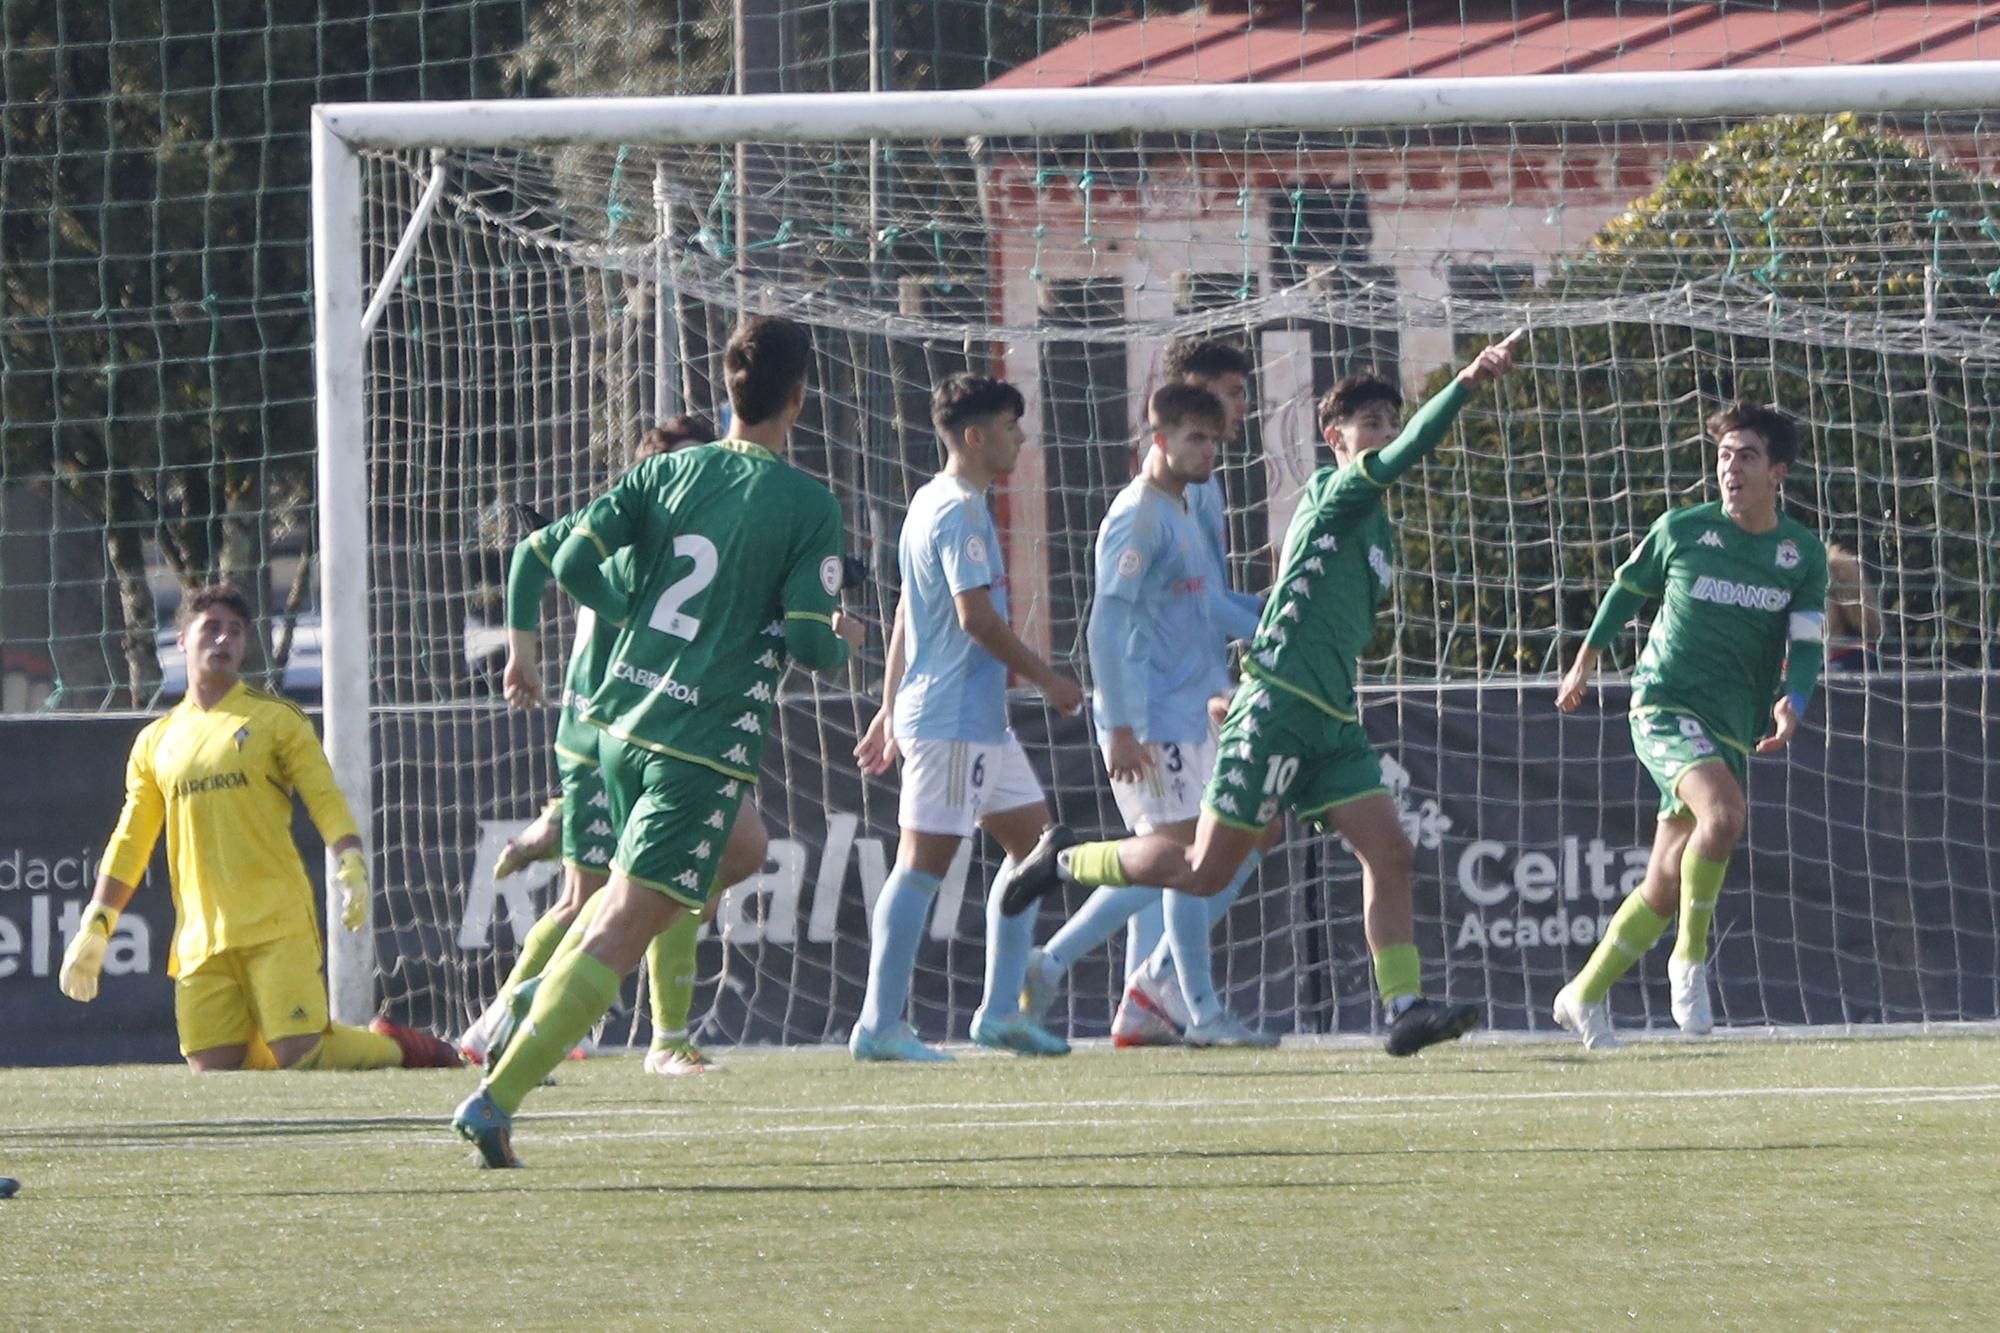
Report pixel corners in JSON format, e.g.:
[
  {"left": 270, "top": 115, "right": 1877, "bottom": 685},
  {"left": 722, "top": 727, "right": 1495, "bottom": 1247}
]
[{"left": 174, "top": 932, "right": 329, "bottom": 1055}]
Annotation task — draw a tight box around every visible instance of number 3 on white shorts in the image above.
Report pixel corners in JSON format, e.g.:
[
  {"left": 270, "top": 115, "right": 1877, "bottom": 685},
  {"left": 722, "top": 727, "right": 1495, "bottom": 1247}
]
[{"left": 647, "top": 535, "right": 719, "bottom": 640}]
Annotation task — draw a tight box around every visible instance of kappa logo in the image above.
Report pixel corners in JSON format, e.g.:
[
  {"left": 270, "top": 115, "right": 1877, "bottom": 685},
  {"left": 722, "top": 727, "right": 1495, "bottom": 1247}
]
[
  {"left": 674, "top": 870, "right": 701, "bottom": 890},
  {"left": 756, "top": 650, "right": 780, "bottom": 670},
  {"left": 704, "top": 810, "right": 726, "bottom": 829},
  {"left": 1699, "top": 530, "right": 1725, "bottom": 549},
  {"left": 746, "top": 681, "right": 773, "bottom": 702},
  {"left": 588, "top": 789, "right": 609, "bottom": 809},
  {"left": 1301, "top": 556, "right": 1325, "bottom": 574},
  {"left": 1776, "top": 539, "right": 1800, "bottom": 569},
  {"left": 1312, "top": 534, "right": 1337, "bottom": 551},
  {"left": 1368, "top": 544, "right": 1393, "bottom": 587},
  {"left": 1213, "top": 793, "right": 1242, "bottom": 815},
  {"left": 723, "top": 745, "right": 751, "bottom": 766},
  {"left": 290, "top": 1006, "right": 308, "bottom": 1020},
  {"left": 1288, "top": 579, "right": 1311, "bottom": 598},
  {"left": 692, "top": 840, "right": 713, "bottom": 861},
  {"left": 586, "top": 819, "right": 612, "bottom": 838},
  {"left": 732, "top": 712, "right": 762, "bottom": 734},
  {"left": 583, "top": 847, "right": 610, "bottom": 865}
]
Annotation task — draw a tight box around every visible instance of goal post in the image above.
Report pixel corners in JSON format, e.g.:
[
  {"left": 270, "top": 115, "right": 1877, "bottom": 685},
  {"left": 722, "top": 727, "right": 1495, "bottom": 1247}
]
[{"left": 314, "top": 65, "right": 2000, "bottom": 1035}]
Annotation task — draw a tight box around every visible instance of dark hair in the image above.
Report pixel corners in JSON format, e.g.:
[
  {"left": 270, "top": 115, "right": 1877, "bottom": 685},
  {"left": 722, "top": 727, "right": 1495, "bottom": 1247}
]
[
  {"left": 1707, "top": 400, "right": 1799, "bottom": 468},
  {"left": 1148, "top": 382, "right": 1228, "bottom": 435},
  {"left": 1164, "top": 338, "right": 1252, "bottom": 383},
  {"left": 724, "top": 316, "right": 813, "bottom": 426},
  {"left": 1317, "top": 372, "right": 1404, "bottom": 434},
  {"left": 636, "top": 414, "right": 717, "bottom": 461},
  {"left": 177, "top": 583, "right": 253, "bottom": 631},
  {"left": 931, "top": 374, "right": 1026, "bottom": 443}
]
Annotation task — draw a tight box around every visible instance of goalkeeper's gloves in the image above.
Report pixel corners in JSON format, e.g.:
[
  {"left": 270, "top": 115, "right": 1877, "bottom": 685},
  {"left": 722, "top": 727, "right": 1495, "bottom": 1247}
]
[
  {"left": 336, "top": 848, "right": 371, "bottom": 931},
  {"left": 59, "top": 903, "right": 118, "bottom": 1003}
]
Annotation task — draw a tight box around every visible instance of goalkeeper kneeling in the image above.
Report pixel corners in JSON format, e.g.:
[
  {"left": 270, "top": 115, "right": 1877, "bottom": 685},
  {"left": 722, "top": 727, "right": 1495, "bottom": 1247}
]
[{"left": 61, "top": 584, "right": 459, "bottom": 1072}]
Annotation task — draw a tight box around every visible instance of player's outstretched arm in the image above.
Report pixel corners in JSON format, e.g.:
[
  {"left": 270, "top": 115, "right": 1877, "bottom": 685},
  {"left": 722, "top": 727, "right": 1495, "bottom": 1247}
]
[
  {"left": 955, "top": 586, "right": 1083, "bottom": 717},
  {"left": 1365, "top": 329, "right": 1522, "bottom": 488}
]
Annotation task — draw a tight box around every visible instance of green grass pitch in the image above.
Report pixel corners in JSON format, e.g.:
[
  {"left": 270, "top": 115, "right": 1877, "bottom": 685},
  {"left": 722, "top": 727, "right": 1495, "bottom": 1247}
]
[{"left": 3, "top": 1035, "right": 1996, "bottom": 1328}]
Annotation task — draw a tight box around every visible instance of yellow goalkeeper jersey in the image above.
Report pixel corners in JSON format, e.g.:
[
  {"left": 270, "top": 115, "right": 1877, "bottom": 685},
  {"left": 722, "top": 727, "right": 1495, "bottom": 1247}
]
[{"left": 101, "top": 682, "right": 360, "bottom": 977}]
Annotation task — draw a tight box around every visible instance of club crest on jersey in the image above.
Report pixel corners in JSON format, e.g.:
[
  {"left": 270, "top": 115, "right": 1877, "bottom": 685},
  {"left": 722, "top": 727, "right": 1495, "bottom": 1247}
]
[
  {"left": 233, "top": 727, "right": 250, "bottom": 750},
  {"left": 1115, "top": 547, "right": 1143, "bottom": 579},
  {"left": 819, "top": 556, "right": 842, "bottom": 595},
  {"left": 964, "top": 533, "right": 989, "bottom": 565},
  {"left": 1775, "top": 539, "right": 1800, "bottom": 569}
]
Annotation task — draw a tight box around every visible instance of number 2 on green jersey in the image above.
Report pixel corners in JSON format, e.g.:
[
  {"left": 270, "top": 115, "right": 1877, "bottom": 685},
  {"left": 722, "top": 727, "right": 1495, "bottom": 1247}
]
[{"left": 646, "top": 535, "right": 719, "bottom": 640}]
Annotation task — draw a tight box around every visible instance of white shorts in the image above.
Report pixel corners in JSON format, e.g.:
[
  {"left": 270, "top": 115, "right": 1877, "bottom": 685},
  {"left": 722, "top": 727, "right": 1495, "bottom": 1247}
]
[
  {"left": 897, "top": 733, "right": 1046, "bottom": 837},
  {"left": 1105, "top": 736, "right": 1216, "bottom": 835}
]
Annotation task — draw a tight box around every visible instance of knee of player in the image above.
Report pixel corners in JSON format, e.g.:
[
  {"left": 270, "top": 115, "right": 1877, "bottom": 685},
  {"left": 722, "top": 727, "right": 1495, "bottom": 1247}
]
[{"left": 1699, "top": 799, "right": 1747, "bottom": 847}]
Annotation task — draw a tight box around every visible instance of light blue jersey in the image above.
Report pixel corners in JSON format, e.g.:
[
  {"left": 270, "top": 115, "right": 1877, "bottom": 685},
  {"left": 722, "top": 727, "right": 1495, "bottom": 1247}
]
[
  {"left": 1188, "top": 477, "right": 1229, "bottom": 572},
  {"left": 893, "top": 473, "right": 1009, "bottom": 743},
  {"left": 1087, "top": 477, "right": 1239, "bottom": 745},
  {"left": 1188, "top": 474, "right": 1263, "bottom": 642}
]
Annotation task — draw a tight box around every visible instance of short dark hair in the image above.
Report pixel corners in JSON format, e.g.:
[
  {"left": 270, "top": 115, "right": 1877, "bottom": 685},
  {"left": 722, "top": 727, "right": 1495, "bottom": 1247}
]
[
  {"left": 1164, "top": 338, "right": 1252, "bottom": 383},
  {"left": 1707, "top": 400, "right": 1799, "bottom": 468},
  {"left": 931, "top": 374, "right": 1026, "bottom": 443},
  {"left": 724, "top": 316, "right": 813, "bottom": 426},
  {"left": 636, "top": 414, "right": 717, "bottom": 461},
  {"left": 1148, "top": 382, "right": 1228, "bottom": 435},
  {"left": 177, "top": 583, "right": 253, "bottom": 631},
  {"left": 1318, "top": 372, "right": 1403, "bottom": 434}
]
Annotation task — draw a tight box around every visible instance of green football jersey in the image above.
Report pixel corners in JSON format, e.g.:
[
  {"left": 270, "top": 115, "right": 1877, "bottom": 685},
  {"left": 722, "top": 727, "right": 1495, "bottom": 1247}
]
[
  {"left": 1608, "top": 502, "right": 1828, "bottom": 752},
  {"left": 570, "top": 440, "right": 847, "bottom": 781},
  {"left": 1242, "top": 380, "right": 1469, "bottom": 722},
  {"left": 522, "top": 514, "right": 630, "bottom": 767}
]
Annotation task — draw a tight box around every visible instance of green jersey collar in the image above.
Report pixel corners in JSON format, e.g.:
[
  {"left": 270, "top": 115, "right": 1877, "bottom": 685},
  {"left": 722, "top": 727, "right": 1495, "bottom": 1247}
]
[{"left": 713, "top": 437, "right": 778, "bottom": 463}]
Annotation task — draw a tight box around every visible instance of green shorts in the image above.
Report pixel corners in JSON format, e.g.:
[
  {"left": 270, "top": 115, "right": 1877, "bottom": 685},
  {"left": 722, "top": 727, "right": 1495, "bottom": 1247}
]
[
  {"left": 1630, "top": 707, "right": 1746, "bottom": 821},
  {"left": 1202, "top": 677, "right": 1388, "bottom": 831},
  {"left": 598, "top": 733, "right": 748, "bottom": 909},
  {"left": 555, "top": 743, "right": 617, "bottom": 875}
]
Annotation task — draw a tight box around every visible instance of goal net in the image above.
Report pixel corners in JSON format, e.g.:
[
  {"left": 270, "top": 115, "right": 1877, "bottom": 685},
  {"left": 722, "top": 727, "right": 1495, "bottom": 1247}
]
[{"left": 320, "top": 70, "right": 2000, "bottom": 1045}]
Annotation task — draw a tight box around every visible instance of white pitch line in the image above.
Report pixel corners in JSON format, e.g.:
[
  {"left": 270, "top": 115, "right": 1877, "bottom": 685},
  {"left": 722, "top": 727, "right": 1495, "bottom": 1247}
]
[{"left": 511, "top": 1082, "right": 2000, "bottom": 1124}]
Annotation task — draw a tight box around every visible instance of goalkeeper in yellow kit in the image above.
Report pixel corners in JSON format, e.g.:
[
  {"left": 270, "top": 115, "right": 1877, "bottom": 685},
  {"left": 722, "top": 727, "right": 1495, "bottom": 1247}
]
[{"left": 61, "top": 584, "right": 459, "bottom": 1071}]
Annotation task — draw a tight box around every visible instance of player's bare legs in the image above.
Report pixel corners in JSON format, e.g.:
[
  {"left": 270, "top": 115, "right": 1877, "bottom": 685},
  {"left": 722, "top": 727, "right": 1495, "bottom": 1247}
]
[
  {"left": 1662, "top": 761, "right": 1744, "bottom": 1033},
  {"left": 1321, "top": 793, "right": 1416, "bottom": 956},
  {"left": 643, "top": 802, "right": 767, "bottom": 1076},
  {"left": 1559, "top": 757, "right": 1741, "bottom": 1047}
]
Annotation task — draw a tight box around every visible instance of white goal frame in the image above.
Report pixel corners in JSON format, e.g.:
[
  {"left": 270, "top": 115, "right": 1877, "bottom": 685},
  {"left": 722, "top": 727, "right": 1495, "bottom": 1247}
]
[{"left": 312, "top": 61, "right": 1998, "bottom": 1024}]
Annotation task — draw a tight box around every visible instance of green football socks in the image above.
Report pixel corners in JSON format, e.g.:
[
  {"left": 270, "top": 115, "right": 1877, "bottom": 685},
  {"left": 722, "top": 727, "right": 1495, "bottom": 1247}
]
[
  {"left": 1373, "top": 942, "right": 1422, "bottom": 1007},
  {"left": 647, "top": 913, "right": 699, "bottom": 1043},
  {"left": 500, "top": 906, "right": 573, "bottom": 996},
  {"left": 1062, "top": 841, "right": 1130, "bottom": 888},
  {"left": 485, "top": 950, "right": 623, "bottom": 1114},
  {"left": 1672, "top": 850, "right": 1728, "bottom": 964},
  {"left": 1575, "top": 891, "right": 1672, "bottom": 1003}
]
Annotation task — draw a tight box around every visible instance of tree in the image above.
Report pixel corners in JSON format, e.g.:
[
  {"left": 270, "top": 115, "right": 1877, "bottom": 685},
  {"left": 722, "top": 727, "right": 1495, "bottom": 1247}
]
[
  {"left": 1, "top": 1, "right": 526, "bottom": 707},
  {"left": 1390, "top": 114, "right": 2000, "bottom": 679}
]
